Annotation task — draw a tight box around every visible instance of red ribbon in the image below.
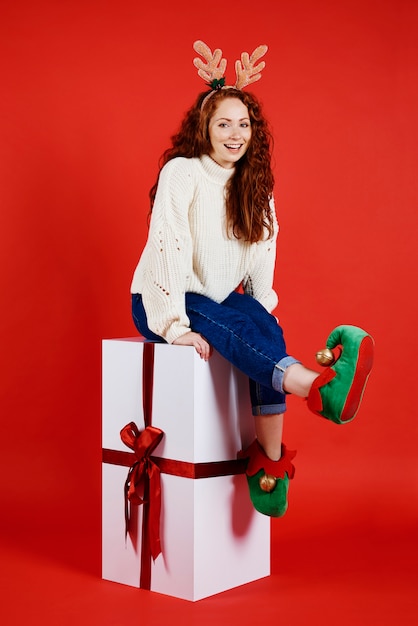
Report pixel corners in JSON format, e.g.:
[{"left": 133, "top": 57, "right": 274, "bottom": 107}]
[
  {"left": 120, "top": 421, "right": 164, "bottom": 561},
  {"left": 103, "top": 448, "right": 247, "bottom": 478},
  {"left": 123, "top": 341, "right": 161, "bottom": 589}
]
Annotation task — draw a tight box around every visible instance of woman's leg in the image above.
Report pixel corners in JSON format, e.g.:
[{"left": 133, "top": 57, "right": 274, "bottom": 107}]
[
  {"left": 131, "top": 294, "right": 166, "bottom": 342},
  {"left": 254, "top": 413, "right": 284, "bottom": 461},
  {"left": 185, "top": 292, "right": 299, "bottom": 392},
  {"left": 187, "top": 293, "right": 374, "bottom": 425},
  {"left": 283, "top": 363, "right": 319, "bottom": 396},
  {"left": 186, "top": 292, "right": 295, "bottom": 516}
]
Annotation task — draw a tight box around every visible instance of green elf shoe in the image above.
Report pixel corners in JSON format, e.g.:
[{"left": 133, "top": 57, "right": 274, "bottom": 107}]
[
  {"left": 307, "top": 325, "right": 375, "bottom": 424},
  {"left": 238, "top": 440, "right": 296, "bottom": 518}
]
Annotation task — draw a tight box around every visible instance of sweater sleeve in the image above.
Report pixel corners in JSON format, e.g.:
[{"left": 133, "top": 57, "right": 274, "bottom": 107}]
[
  {"left": 242, "top": 197, "right": 279, "bottom": 313},
  {"left": 139, "top": 159, "right": 195, "bottom": 344}
]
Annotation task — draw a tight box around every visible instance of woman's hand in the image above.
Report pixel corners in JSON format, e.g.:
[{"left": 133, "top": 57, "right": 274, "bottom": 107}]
[{"left": 173, "top": 331, "right": 213, "bottom": 361}]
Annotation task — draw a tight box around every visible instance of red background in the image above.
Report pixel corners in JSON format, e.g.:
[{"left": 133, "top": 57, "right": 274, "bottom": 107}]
[{"left": 1, "top": 0, "right": 417, "bottom": 624}]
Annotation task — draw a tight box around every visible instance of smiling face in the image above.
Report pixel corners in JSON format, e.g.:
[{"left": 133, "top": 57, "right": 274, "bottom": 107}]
[{"left": 207, "top": 97, "right": 252, "bottom": 169}]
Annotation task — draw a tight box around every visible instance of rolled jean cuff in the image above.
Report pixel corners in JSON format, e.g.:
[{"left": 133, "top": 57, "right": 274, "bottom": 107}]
[
  {"left": 272, "top": 356, "right": 301, "bottom": 394},
  {"left": 252, "top": 402, "right": 287, "bottom": 416}
]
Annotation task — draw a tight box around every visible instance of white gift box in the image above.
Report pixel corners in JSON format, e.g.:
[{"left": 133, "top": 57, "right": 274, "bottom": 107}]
[{"left": 102, "top": 338, "right": 270, "bottom": 601}]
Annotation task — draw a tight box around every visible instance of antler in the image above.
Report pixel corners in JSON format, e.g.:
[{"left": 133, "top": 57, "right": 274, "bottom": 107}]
[
  {"left": 193, "top": 40, "right": 227, "bottom": 85},
  {"left": 234, "top": 45, "right": 268, "bottom": 90}
]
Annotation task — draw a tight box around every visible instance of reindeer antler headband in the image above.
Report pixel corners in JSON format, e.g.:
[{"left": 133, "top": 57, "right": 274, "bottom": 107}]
[{"left": 193, "top": 40, "right": 268, "bottom": 108}]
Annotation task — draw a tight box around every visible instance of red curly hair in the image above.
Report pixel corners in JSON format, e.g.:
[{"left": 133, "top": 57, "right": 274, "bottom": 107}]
[{"left": 150, "top": 88, "right": 275, "bottom": 243}]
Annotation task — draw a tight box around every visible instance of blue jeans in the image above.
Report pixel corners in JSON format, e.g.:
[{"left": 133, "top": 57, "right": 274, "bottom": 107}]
[{"left": 131, "top": 292, "right": 299, "bottom": 415}]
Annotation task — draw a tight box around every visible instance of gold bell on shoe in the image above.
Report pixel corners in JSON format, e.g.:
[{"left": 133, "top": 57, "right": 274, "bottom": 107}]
[
  {"left": 315, "top": 347, "right": 336, "bottom": 366},
  {"left": 259, "top": 473, "right": 277, "bottom": 493}
]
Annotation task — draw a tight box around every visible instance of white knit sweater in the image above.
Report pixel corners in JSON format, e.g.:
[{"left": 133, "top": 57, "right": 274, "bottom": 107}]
[{"left": 130, "top": 155, "right": 279, "bottom": 344}]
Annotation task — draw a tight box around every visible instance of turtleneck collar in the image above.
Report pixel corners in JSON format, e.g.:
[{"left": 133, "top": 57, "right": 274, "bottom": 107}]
[{"left": 199, "top": 154, "right": 235, "bottom": 185}]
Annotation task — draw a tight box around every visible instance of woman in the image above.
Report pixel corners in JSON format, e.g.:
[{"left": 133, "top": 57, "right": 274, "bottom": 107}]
[{"left": 130, "top": 45, "right": 374, "bottom": 518}]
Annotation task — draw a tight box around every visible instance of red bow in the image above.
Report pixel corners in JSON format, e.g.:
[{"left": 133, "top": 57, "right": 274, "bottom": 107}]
[{"left": 120, "top": 421, "right": 164, "bottom": 561}]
